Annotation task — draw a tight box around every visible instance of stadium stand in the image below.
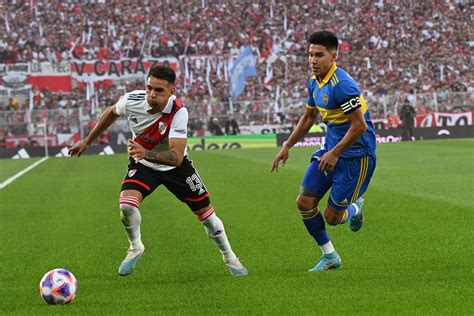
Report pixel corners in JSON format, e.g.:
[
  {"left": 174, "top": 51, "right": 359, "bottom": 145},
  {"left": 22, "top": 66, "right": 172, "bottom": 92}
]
[{"left": 0, "top": 0, "right": 472, "bottom": 141}]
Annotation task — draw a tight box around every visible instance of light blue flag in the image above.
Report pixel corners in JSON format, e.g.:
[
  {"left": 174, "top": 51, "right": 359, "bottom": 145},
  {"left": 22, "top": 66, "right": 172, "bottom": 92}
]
[{"left": 230, "top": 46, "right": 257, "bottom": 97}]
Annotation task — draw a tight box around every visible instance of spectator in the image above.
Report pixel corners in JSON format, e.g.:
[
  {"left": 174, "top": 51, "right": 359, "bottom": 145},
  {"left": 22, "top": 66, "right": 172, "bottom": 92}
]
[
  {"left": 399, "top": 99, "right": 416, "bottom": 140},
  {"left": 0, "top": 0, "right": 472, "bottom": 132},
  {"left": 224, "top": 115, "right": 240, "bottom": 135},
  {"left": 208, "top": 117, "right": 224, "bottom": 136},
  {"left": 0, "top": 1, "right": 470, "bottom": 103}
]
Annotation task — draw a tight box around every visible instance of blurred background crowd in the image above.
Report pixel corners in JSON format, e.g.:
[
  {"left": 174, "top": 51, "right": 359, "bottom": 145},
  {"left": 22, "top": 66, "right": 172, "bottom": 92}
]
[{"left": 0, "top": 0, "right": 472, "bottom": 141}]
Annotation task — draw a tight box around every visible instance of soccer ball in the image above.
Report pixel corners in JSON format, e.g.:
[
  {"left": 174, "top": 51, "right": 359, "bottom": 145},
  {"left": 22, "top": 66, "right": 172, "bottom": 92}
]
[{"left": 39, "top": 268, "right": 77, "bottom": 304}]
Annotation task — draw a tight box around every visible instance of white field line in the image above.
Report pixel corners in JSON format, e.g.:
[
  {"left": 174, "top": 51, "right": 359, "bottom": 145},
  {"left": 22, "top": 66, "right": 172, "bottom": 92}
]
[{"left": 0, "top": 157, "right": 49, "bottom": 189}]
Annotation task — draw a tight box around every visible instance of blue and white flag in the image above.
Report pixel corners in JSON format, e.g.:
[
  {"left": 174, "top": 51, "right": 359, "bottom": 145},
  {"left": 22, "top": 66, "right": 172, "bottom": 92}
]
[{"left": 230, "top": 46, "right": 257, "bottom": 97}]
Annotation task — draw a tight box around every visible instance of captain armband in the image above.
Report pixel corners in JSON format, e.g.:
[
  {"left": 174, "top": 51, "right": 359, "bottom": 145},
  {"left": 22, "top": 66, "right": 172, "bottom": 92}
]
[{"left": 340, "top": 96, "right": 361, "bottom": 114}]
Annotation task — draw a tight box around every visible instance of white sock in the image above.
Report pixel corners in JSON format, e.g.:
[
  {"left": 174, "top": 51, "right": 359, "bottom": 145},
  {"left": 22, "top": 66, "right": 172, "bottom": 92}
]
[
  {"left": 352, "top": 203, "right": 360, "bottom": 215},
  {"left": 198, "top": 207, "right": 237, "bottom": 263},
  {"left": 319, "top": 241, "right": 335, "bottom": 255},
  {"left": 119, "top": 198, "right": 143, "bottom": 250}
]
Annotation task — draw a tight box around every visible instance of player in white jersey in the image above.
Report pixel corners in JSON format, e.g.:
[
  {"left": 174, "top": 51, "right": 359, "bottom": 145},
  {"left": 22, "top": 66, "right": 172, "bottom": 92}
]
[{"left": 69, "top": 65, "right": 248, "bottom": 277}]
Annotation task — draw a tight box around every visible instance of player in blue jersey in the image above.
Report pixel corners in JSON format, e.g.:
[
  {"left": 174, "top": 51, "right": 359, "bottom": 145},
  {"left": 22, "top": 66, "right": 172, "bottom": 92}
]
[{"left": 271, "top": 31, "right": 376, "bottom": 272}]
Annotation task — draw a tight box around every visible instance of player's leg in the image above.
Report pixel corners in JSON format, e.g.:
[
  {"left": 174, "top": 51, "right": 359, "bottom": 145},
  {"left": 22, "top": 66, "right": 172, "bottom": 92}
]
[
  {"left": 117, "top": 159, "right": 160, "bottom": 276},
  {"left": 408, "top": 125, "right": 414, "bottom": 140},
  {"left": 324, "top": 155, "right": 375, "bottom": 232},
  {"left": 299, "top": 157, "right": 341, "bottom": 272},
  {"left": 119, "top": 190, "right": 144, "bottom": 251},
  {"left": 161, "top": 157, "right": 247, "bottom": 276},
  {"left": 118, "top": 189, "right": 145, "bottom": 276},
  {"left": 195, "top": 204, "right": 248, "bottom": 276}
]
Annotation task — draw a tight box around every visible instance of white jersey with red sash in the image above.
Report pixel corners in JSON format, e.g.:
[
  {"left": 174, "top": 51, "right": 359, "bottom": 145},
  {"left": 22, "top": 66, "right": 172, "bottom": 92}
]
[{"left": 115, "top": 90, "right": 188, "bottom": 171}]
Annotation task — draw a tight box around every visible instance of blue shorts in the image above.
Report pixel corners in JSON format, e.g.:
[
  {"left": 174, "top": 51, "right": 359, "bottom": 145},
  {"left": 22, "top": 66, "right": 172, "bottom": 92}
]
[{"left": 301, "top": 149, "right": 376, "bottom": 211}]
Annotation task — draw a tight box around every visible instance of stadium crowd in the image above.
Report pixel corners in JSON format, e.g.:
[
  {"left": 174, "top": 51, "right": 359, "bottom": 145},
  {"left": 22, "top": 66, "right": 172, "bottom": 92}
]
[{"left": 0, "top": 0, "right": 472, "bottom": 134}]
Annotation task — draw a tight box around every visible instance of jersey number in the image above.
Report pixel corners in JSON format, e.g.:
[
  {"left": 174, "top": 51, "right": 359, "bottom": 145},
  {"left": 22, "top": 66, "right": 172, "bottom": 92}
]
[{"left": 186, "top": 174, "right": 203, "bottom": 192}]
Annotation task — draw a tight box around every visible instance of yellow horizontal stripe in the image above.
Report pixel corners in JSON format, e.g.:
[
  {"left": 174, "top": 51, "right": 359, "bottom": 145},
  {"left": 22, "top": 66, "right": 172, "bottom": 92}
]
[
  {"left": 300, "top": 207, "right": 320, "bottom": 219},
  {"left": 300, "top": 208, "right": 316, "bottom": 215},
  {"left": 316, "top": 105, "right": 348, "bottom": 124},
  {"left": 306, "top": 103, "right": 316, "bottom": 109}
]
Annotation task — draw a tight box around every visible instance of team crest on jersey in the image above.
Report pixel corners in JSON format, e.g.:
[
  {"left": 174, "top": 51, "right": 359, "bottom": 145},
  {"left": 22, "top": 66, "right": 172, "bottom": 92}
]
[
  {"left": 159, "top": 122, "right": 167, "bottom": 134},
  {"left": 323, "top": 94, "right": 329, "bottom": 105},
  {"left": 128, "top": 169, "right": 137, "bottom": 177}
]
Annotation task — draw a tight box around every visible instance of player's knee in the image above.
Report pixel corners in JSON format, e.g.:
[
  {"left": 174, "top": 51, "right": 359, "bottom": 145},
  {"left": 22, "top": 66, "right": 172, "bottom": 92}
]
[
  {"left": 296, "top": 195, "right": 317, "bottom": 211},
  {"left": 324, "top": 207, "right": 343, "bottom": 226}
]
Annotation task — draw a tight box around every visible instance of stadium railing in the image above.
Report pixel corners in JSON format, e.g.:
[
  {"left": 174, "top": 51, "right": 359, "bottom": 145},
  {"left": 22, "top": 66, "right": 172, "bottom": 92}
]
[{"left": 0, "top": 91, "right": 472, "bottom": 149}]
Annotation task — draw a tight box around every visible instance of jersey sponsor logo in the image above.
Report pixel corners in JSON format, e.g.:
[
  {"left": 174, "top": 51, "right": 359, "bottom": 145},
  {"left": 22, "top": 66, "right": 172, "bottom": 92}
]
[
  {"left": 173, "top": 128, "right": 186, "bottom": 134},
  {"left": 159, "top": 122, "right": 167, "bottom": 134},
  {"left": 128, "top": 169, "right": 137, "bottom": 177},
  {"left": 341, "top": 96, "right": 361, "bottom": 113},
  {"left": 323, "top": 94, "right": 329, "bottom": 105},
  {"left": 130, "top": 117, "right": 138, "bottom": 124}
]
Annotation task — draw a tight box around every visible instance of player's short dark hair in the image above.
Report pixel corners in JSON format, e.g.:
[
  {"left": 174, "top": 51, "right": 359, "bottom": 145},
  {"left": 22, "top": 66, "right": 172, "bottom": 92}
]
[
  {"left": 148, "top": 65, "right": 176, "bottom": 84},
  {"left": 308, "top": 31, "right": 339, "bottom": 51}
]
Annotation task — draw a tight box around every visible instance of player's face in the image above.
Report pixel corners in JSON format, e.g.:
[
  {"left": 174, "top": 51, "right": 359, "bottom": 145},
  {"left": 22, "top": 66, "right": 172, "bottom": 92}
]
[
  {"left": 308, "top": 44, "right": 336, "bottom": 78},
  {"left": 146, "top": 76, "right": 175, "bottom": 111}
]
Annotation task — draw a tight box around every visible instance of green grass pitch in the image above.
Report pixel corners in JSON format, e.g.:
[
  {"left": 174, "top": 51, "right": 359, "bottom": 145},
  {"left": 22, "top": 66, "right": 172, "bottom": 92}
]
[{"left": 1, "top": 139, "right": 473, "bottom": 314}]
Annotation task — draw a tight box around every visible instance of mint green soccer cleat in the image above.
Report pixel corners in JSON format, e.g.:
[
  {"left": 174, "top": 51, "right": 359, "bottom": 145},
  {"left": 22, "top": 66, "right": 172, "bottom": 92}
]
[
  {"left": 118, "top": 246, "right": 145, "bottom": 276},
  {"left": 350, "top": 197, "right": 365, "bottom": 232},
  {"left": 308, "top": 251, "right": 341, "bottom": 272},
  {"left": 226, "top": 258, "right": 248, "bottom": 276}
]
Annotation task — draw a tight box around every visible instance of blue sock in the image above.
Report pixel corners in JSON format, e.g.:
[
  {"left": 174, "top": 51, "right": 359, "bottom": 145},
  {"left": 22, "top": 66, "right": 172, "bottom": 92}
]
[{"left": 302, "top": 211, "right": 330, "bottom": 246}]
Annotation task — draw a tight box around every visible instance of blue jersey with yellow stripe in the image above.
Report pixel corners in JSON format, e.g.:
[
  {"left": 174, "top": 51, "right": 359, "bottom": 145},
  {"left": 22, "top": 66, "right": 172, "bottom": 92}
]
[{"left": 306, "top": 63, "right": 376, "bottom": 159}]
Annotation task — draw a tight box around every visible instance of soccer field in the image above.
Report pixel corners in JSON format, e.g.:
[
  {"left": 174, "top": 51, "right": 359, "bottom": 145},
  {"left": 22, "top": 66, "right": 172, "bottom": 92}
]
[{"left": 1, "top": 139, "right": 473, "bottom": 314}]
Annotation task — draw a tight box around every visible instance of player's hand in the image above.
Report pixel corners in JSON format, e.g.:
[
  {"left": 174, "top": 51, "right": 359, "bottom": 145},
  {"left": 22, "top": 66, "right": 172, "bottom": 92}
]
[
  {"left": 319, "top": 150, "right": 339, "bottom": 172},
  {"left": 128, "top": 139, "right": 147, "bottom": 161},
  {"left": 68, "top": 140, "right": 89, "bottom": 157},
  {"left": 271, "top": 147, "right": 289, "bottom": 173}
]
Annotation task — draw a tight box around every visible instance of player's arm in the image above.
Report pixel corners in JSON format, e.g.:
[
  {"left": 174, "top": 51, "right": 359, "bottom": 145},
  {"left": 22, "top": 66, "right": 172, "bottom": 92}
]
[
  {"left": 271, "top": 106, "right": 319, "bottom": 172},
  {"left": 128, "top": 107, "right": 188, "bottom": 167},
  {"left": 330, "top": 107, "right": 367, "bottom": 156},
  {"left": 128, "top": 138, "right": 186, "bottom": 167},
  {"left": 68, "top": 105, "right": 119, "bottom": 157},
  {"left": 284, "top": 106, "right": 319, "bottom": 148}
]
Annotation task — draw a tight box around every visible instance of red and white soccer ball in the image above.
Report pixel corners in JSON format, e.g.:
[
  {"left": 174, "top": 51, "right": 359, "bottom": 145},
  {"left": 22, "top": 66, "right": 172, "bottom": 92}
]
[{"left": 39, "top": 268, "right": 77, "bottom": 304}]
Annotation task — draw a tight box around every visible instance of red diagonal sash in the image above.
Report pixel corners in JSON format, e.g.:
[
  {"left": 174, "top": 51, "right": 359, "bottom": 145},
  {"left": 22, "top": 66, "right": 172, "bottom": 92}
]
[{"left": 134, "top": 99, "right": 184, "bottom": 150}]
